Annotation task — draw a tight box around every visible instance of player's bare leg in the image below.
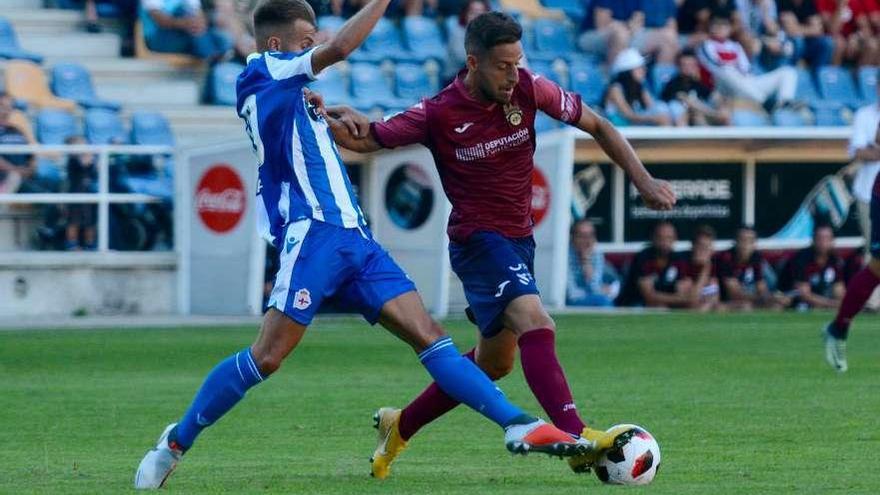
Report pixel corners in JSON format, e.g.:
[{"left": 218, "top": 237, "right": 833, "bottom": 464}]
[
  {"left": 135, "top": 309, "right": 307, "bottom": 489},
  {"left": 824, "top": 258, "right": 880, "bottom": 372}
]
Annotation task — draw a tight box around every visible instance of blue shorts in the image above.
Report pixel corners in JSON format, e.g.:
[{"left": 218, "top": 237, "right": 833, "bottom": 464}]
[
  {"left": 449, "top": 231, "right": 540, "bottom": 338},
  {"left": 872, "top": 173, "right": 880, "bottom": 257},
  {"left": 268, "top": 219, "right": 416, "bottom": 326}
]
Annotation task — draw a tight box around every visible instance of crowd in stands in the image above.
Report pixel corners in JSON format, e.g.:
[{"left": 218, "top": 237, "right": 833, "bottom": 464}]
[{"left": 567, "top": 219, "right": 860, "bottom": 312}]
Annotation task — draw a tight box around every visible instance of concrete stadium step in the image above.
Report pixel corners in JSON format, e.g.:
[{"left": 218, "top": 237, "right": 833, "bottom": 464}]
[
  {"left": 3, "top": 9, "right": 83, "bottom": 34},
  {"left": 43, "top": 57, "right": 205, "bottom": 83},
  {"left": 18, "top": 32, "right": 121, "bottom": 59},
  {"left": 97, "top": 79, "right": 201, "bottom": 106}
]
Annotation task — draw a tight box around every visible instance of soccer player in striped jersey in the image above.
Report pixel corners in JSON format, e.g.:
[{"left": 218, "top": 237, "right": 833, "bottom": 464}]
[
  {"left": 322, "top": 11, "right": 676, "bottom": 479},
  {"left": 134, "top": 0, "right": 586, "bottom": 489}
]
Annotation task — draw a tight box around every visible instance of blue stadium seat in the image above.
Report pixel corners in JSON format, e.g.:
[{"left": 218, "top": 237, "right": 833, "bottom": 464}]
[
  {"left": 350, "top": 63, "right": 399, "bottom": 109},
  {"left": 394, "top": 64, "right": 435, "bottom": 104},
  {"left": 350, "top": 18, "right": 411, "bottom": 63},
  {"left": 534, "top": 113, "right": 560, "bottom": 133},
  {"left": 205, "top": 62, "right": 245, "bottom": 106},
  {"left": 308, "top": 65, "right": 350, "bottom": 105},
  {"left": 402, "top": 16, "right": 447, "bottom": 63},
  {"left": 530, "top": 19, "right": 575, "bottom": 62},
  {"left": 51, "top": 63, "right": 120, "bottom": 110},
  {"left": 35, "top": 109, "right": 77, "bottom": 145},
  {"left": 771, "top": 108, "right": 809, "bottom": 127},
  {"left": 731, "top": 108, "right": 771, "bottom": 127},
  {"left": 813, "top": 105, "right": 849, "bottom": 126},
  {"left": 816, "top": 66, "right": 860, "bottom": 108},
  {"left": 568, "top": 62, "right": 608, "bottom": 107},
  {"left": 85, "top": 109, "right": 127, "bottom": 144},
  {"left": 858, "top": 66, "right": 878, "bottom": 105},
  {"left": 131, "top": 111, "right": 174, "bottom": 146},
  {"left": 0, "top": 17, "right": 44, "bottom": 63},
  {"left": 650, "top": 63, "right": 677, "bottom": 97},
  {"left": 527, "top": 60, "right": 563, "bottom": 86},
  {"left": 795, "top": 67, "right": 820, "bottom": 102},
  {"left": 317, "top": 15, "right": 345, "bottom": 35},
  {"left": 540, "top": 0, "right": 586, "bottom": 24}
]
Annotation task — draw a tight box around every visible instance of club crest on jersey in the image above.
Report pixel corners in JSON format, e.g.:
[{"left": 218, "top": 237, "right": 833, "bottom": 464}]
[
  {"left": 504, "top": 104, "right": 523, "bottom": 127},
  {"left": 294, "top": 288, "right": 312, "bottom": 310}
]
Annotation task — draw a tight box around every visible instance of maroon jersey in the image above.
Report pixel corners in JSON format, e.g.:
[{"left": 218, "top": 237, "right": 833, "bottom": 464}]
[
  {"left": 716, "top": 248, "right": 764, "bottom": 289},
  {"left": 371, "top": 68, "right": 583, "bottom": 242}
]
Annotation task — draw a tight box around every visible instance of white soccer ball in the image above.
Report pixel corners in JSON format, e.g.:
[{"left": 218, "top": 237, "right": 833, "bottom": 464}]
[{"left": 594, "top": 424, "right": 661, "bottom": 486}]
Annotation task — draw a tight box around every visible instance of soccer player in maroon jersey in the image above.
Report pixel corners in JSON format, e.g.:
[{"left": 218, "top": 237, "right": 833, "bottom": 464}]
[{"left": 322, "top": 11, "right": 676, "bottom": 477}]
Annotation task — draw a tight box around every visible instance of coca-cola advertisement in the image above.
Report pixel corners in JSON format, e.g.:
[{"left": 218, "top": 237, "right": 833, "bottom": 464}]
[{"left": 195, "top": 164, "right": 246, "bottom": 234}]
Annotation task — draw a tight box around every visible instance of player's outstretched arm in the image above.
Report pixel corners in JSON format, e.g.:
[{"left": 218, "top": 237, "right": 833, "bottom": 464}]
[
  {"left": 325, "top": 106, "right": 384, "bottom": 153},
  {"left": 311, "top": 0, "right": 392, "bottom": 74},
  {"left": 575, "top": 104, "right": 676, "bottom": 211}
]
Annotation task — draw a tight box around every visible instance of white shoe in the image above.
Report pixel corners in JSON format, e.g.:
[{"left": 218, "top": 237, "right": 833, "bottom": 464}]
[
  {"left": 503, "top": 418, "right": 589, "bottom": 457},
  {"left": 135, "top": 423, "right": 183, "bottom": 489},
  {"left": 823, "top": 324, "right": 848, "bottom": 373}
]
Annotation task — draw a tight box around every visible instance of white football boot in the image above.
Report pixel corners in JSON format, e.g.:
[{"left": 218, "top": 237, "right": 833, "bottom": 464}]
[
  {"left": 823, "top": 324, "right": 848, "bottom": 373},
  {"left": 135, "top": 423, "right": 183, "bottom": 489}
]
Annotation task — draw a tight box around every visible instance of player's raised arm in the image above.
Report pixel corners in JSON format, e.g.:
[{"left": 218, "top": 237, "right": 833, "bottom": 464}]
[{"left": 311, "top": 0, "right": 393, "bottom": 74}]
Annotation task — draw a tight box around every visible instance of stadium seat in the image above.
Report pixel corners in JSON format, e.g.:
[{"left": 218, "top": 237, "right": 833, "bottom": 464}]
[
  {"left": 4, "top": 60, "right": 77, "bottom": 111},
  {"left": 534, "top": 113, "right": 559, "bottom": 133},
  {"left": 530, "top": 19, "right": 575, "bottom": 62},
  {"left": 771, "top": 108, "right": 809, "bottom": 127},
  {"left": 812, "top": 105, "right": 850, "bottom": 126},
  {"left": 527, "top": 60, "right": 563, "bottom": 86},
  {"left": 816, "top": 66, "right": 860, "bottom": 108},
  {"left": 131, "top": 111, "right": 174, "bottom": 146},
  {"left": 540, "top": 0, "right": 586, "bottom": 24},
  {"left": 133, "top": 21, "right": 202, "bottom": 69},
  {"left": 308, "top": 65, "right": 350, "bottom": 106},
  {"left": 858, "top": 66, "right": 878, "bottom": 105},
  {"left": 402, "top": 16, "right": 447, "bottom": 63},
  {"left": 394, "top": 64, "right": 435, "bottom": 104},
  {"left": 568, "top": 62, "right": 608, "bottom": 107},
  {"left": 650, "top": 63, "right": 677, "bottom": 97},
  {"left": 730, "top": 108, "right": 771, "bottom": 127},
  {"left": 35, "top": 109, "right": 78, "bottom": 145},
  {"left": 205, "top": 62, "right": 245, "bottom": 106},
  {"left": 350, "top": 63, "right": 400, "bottom": 109},
  {"left": 317, "top": 15, "right": 345, "bottom": 35},
  {"left": 8, "top": 109, "right": 36, "bottom": 144},
  {"left": 50, "top": 63, "right": 121, "bottom": 110},
  {"left": 0, "top": 17, "right": 44, "bottom": 63},
  {"left": 500, "top": 0, "right": 567, "bottom": 20},
  {"left": 85, "top": 109, "right": 127, "bottom": 144},
  {"left": 350, "top": 18, "right": 411, "bottom": 63},
  {"left": 794, "top": 67, "right": 820, "bottom": 102}
]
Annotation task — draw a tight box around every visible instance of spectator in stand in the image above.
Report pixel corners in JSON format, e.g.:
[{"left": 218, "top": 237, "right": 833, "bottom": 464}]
[
  {"left": 717, "top": 225, "right": 790, "bottom": 309},
  {"left": 208, "top": 0, "right": 260, "bottom": 63},
  {"left": 737, "top": 0, "right": 796, "bottom": 70},
  {"left": 0, "top": 93, "right": 36, "bottom": 194},
  {"left": 64, "top": 137, "right": 98, "bottom": 251},
  {"left": 683, "top": 225, "right": 722, "bottom": 311},
  {"left": 604, "top": 48, "right": 687, "bottom": 127},
  {"left": 817, "top": 0, "right": 880, "bottom": 66},
  {"left": 616, "top": 221, "right": 694, "bottom": 308},
  {"left": 698, "top": 17, "right": 798, "bottom": 109},
  {"left": 140, "top": 0, "right": 232, "bottom": 60},
  {"left": 567, "top": 219, "right": 620, "bottom": 307},
  {"left": 677, "top": 0, "right": 739, "bottom": 47},
  {"left": 777, "top": 0, "right": 836, "bottom": 66},
  {"left": 445, "top": 0, "right": 490, "bottom": 81},
  {"left": 786, "top": 223, "right": 846, "bottom": 310},
  {"left": 661, "top": 48, "right": 732, "bottom": 125},
  {"left": 633, "top": 0, "right": 680, "bottom": 64},
  {"left": 578, "top": 0, "right": 635, "bottom": 64},
  {"left": 341, "top": 0, "right": 430, "bottom": 17}
]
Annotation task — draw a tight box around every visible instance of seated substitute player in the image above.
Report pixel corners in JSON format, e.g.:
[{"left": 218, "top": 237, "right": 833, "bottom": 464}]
[
  {"left": 824, "top": 174, "right": 880, "bottom": 372},
  {"left": 133, "top": 1, "right": 588, "bottom": 489},
  {"left": 716, "top": 225, "right": 789, "bottom": 310},
  {"left": 682, "top": 224, "right": 721, "bottom": 312},
  {"left": 781, "top": 223, "right": 845, "bottom": 311},
  {"left": 616, "top": 221, "right": 692, "bottom": 308},
  {"left": 321, "top": 11, "right": 677, "bottom": 478}
]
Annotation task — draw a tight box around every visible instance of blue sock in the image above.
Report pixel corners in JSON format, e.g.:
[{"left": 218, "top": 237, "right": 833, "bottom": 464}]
[
  {"left": 175, "top": 348, "right": 264, "bottom": 449},
  {"left": 418, "top": 337, "right": 528, "bottom": 428}
]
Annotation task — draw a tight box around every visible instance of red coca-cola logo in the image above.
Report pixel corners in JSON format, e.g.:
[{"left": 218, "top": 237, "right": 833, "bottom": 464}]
[
  {"left": 196, "top": 164, "right": 246, "bottom": 234},
  {"left": 531, "top": 168, "right": 551, "bottom": 226}
]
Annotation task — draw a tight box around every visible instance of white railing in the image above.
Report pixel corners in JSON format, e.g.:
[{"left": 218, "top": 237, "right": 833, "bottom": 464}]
[{"left": 0, "top": 144, "right": 174, "bottom": 253}]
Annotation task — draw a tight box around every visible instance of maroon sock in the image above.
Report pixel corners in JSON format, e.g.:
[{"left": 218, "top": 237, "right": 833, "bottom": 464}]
[
  {"left": 832, "top": 268, "right": 880, "bottom": 338},
  {"left": 518, "top": 328, "right": 586, "bottom": 436},
  {"left": 397, "top": 348, "right": 475, "bottom": 441}
]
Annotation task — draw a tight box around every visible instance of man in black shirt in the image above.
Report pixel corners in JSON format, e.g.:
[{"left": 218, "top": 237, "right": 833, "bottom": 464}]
[
  {"left": 660, "top": 49, "right": 731, "bottom": 126},
  {"left": 776, "top": 0, "right": 834, "bottom": 66},
  {"left": 617, "top": 221, "right": 692, "bottom": 307}
]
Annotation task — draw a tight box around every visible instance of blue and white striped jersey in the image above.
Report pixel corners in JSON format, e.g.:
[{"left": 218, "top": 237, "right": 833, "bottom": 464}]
[{"left": 236, "top": 50, "right": 366, "bottom": 247}]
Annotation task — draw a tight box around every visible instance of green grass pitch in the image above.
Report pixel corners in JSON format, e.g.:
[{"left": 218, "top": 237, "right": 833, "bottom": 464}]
[{"left": 1, "top": 312, "right": 878, "bottom": 494}]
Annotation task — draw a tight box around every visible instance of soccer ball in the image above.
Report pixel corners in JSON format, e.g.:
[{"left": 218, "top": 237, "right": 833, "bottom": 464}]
[{"left": 594, "top": 424, "right": 661, "bottom": 486}]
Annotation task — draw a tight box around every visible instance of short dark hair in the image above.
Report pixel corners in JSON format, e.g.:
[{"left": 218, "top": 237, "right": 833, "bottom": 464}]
[
  {"left": 465, "top": 12, "right": 522, "bottom": 56},
  {"left": 253, "top": 0, "right": 316, "bottom": 40},
  {"left": 677, "top": 48, "right": 697, "bottom": 61},
  {"left": 692, "top": 224, "right": 716, "bottom": 242}
]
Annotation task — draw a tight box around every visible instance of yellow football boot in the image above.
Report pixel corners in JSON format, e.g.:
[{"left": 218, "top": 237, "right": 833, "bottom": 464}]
[
  {"left": 567, "top": 425, "right": 635, "bottom": 474},
  {"left": 370, "top": 408, "right": 408, "bottom": 479}
]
